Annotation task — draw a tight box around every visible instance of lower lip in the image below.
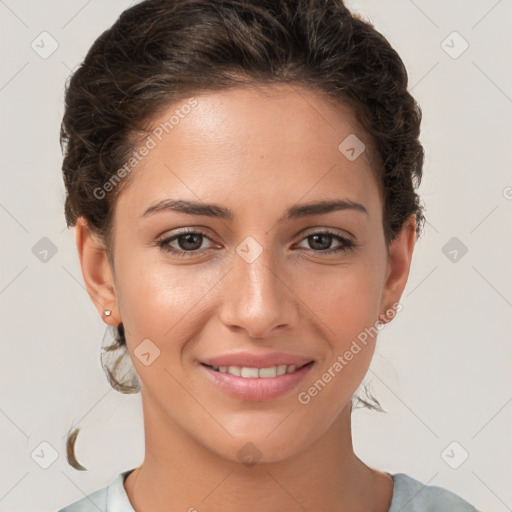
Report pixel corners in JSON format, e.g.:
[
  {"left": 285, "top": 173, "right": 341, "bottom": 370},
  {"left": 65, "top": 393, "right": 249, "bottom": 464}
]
[{"left": 200, "top": 362, "right": 314, "bottom": 401}]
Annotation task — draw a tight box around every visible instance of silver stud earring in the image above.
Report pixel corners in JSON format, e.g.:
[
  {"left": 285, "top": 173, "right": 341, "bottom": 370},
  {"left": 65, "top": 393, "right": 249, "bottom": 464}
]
[{"left": 104, "top": 310, "right": 112, "bottom": 316}]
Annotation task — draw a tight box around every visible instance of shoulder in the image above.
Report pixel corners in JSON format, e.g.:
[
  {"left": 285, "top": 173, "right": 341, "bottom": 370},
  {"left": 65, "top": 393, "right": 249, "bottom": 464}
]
[
  {"left": 389, "top": 473, "right": 481, "bottom": 512},
  {"left": 56, "top": 485, "right": 108, "bottom": 512},
  {"left": 56, "top": 469, "right": 136, "bottom": 512}
]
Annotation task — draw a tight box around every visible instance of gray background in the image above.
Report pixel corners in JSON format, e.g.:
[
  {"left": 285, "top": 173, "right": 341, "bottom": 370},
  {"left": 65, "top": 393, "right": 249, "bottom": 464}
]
[{"left": 1, "top": 1, "right": 511, "bottom": 511}]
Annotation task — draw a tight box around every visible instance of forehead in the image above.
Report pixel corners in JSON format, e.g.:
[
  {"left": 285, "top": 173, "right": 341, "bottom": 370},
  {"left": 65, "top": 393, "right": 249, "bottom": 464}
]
[{"left": 116, "top": 84, "right": 381, "bottom": 222}]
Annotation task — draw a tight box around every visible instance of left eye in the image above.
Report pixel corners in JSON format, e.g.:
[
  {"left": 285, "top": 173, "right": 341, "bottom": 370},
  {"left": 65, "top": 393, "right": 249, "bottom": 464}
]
[
  {"left": 296, "top": 231, "right": 356, "bottom": 253},
  {"left": 157, "top": 229, "right": 357, "bottom": 257}
]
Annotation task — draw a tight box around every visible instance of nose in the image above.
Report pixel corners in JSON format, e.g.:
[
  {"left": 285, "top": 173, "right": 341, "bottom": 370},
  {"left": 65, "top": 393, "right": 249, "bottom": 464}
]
[{"left": 218, "top": 242, "right": 300, "bottom": 340}]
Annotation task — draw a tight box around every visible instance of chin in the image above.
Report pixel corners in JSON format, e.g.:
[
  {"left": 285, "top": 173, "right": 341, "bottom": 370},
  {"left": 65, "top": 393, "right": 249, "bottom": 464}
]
[{"left": 198, "top": 425, "right": 314, "bottom": 467}]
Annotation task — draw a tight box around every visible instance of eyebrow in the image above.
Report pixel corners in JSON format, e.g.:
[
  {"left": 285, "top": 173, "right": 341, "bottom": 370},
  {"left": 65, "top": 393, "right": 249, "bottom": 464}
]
[{"left": 141, "top": 198, "right": 368, "bottom": 221}]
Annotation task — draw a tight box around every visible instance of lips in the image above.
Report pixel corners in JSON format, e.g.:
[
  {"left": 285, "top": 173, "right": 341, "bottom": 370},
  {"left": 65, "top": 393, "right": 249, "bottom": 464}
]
[
  {"left": 200, "top": 351, "right": 314, "bottom": 368},
  {"left": 198, "top": 351, "right": 315, "bottom": 401}
]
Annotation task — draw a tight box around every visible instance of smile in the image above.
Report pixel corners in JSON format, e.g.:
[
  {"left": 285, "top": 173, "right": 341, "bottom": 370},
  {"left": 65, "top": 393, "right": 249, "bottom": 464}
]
[
  {"left": 202, "top": 362, "right": 311, "bottom": 378},
  {"left": 200, "top": 361, "right": 314, "bottom": 401}
]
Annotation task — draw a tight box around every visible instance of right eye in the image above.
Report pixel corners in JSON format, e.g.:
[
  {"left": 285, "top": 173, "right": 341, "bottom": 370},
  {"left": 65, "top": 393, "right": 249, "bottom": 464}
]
[{"left": 157, "top": 230, "right": 218, "bottom": 257}]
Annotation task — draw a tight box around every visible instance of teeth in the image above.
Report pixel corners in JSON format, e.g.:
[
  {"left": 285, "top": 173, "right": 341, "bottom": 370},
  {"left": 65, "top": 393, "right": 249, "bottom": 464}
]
[
  {"left": 258, "top": 367, "right": 277, "bottom": 378},
  {"left": 209, "top": 363, "right": 305, "bottom": 378},
  {"left": 227, "top": 366, "right": 241, "bottom": 376},
  {"left": 240, "top": 367, "right": 259, "bottom": 378}
]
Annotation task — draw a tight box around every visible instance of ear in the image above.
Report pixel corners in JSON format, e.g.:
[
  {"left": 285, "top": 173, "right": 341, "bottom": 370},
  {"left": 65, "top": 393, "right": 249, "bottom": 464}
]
[
  {"left": 378, "top": 214, "right": 416, "bottom": 324},
  {"left": 75, "top": 216, "right": 120, "bottom": 325}
]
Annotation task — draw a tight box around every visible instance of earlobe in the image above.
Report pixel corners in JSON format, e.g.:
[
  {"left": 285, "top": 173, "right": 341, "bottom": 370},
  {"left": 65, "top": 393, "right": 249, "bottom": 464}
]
[
  {"left": 378, "top": 214, "right": 417, "bottom": 325},
  {"left": 75, "top": 217, "right": 119, "bottom": 324}
]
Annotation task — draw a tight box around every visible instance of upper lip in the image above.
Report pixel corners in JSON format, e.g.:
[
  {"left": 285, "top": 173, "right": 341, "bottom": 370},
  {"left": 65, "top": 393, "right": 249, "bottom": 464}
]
[{"left": 200, "top": 351, "right": 314, "bottom": 368}]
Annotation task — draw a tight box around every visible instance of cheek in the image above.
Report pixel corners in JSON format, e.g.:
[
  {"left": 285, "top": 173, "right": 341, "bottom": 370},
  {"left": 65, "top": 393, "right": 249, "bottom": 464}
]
[
  {"left": 114, "top": 253, "right": 224, "bottom": 348},
  {"left": 294, "top": 262, "right": 384, "bottom": 418},
  {"left": 299, "top": 257, "right": 385, "bottom": 345},
  {"left": 113, "top": 258, "right": 218, "bottom": 398}
]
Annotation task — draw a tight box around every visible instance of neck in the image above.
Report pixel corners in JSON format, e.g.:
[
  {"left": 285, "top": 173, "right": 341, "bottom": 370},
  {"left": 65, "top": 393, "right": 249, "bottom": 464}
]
[{"left": 124, "top": 392, "right": 393, "bottom": 512}]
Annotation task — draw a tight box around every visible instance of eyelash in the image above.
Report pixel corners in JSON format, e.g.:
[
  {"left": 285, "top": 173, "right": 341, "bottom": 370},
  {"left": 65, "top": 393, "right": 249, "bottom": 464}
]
[{"left": 157, "top": 229, "right": 358, "bottom": 258}]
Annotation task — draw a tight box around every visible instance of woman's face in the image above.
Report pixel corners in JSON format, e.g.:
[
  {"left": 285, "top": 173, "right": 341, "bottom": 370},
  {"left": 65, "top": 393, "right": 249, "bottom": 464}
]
[{"left": 79, "top": 84, "right": 415, "bottom": 463}]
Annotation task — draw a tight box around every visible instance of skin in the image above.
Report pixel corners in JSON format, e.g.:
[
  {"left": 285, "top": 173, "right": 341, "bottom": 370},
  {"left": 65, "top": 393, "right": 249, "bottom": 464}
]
[{"left": 76, "top": 84, "right": 416, "bottom": 512}]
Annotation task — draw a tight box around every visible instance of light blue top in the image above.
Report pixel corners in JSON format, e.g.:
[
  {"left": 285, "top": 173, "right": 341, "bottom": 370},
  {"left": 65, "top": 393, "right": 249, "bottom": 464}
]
[{"left": 57, "top": 469, "right": 482, "bottom": 512}]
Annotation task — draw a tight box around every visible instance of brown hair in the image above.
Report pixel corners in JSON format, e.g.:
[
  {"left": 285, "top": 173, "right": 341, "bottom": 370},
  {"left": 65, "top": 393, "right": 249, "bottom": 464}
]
[{"left": 61, "top": 0, "right": 425, "bottom": 470}]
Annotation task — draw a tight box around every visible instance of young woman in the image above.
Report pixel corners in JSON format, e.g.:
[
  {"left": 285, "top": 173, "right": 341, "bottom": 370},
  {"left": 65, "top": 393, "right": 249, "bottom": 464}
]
[{"left": 57, "top": 0, "right": 481, "bottom": 510}]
